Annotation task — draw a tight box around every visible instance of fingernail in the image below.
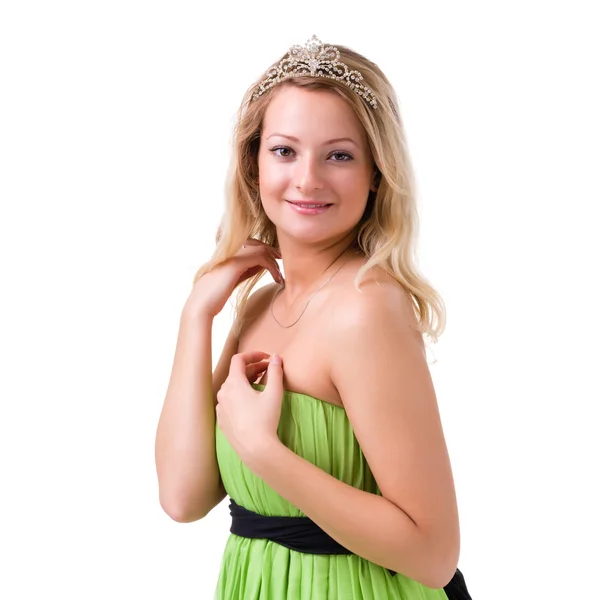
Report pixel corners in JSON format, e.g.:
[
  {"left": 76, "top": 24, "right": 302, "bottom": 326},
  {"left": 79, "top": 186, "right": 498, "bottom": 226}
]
[{"left": 271, "top": 354, "right": 282, "bottom": 365}]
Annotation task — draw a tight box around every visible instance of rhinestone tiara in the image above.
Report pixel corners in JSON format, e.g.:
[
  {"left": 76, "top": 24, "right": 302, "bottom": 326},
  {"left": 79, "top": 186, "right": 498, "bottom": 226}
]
[{"left": 252, "top": 35, "right": 378, "bottom": 109}]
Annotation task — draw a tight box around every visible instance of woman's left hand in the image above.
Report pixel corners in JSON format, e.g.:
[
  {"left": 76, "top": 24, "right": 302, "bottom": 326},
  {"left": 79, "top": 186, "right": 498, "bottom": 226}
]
[{"left": 216, "top": 351, "right": 285, "bottom": 467}]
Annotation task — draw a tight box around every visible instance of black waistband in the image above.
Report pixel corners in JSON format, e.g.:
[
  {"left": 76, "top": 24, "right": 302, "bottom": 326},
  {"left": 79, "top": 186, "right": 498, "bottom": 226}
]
[{"left": 229, "top": 499, "right": 472, "bottom": 599}]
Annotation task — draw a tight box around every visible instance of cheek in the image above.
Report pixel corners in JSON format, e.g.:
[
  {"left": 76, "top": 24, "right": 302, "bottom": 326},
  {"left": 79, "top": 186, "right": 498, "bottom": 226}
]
[
  {"left": 337, "top": 171, "right": 371, "bottom": 200},
  {"left": 258, "top": 161, "right": 288, "bottom": 196},
  {"left": 257, "top": 158, "right": 283, "bottom": 219}
]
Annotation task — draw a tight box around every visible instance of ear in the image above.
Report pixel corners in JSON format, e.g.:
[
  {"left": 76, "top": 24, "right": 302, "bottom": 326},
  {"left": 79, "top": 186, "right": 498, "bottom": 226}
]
[{"left": 370, "top": 168, "right": 381, "bottom": 193}]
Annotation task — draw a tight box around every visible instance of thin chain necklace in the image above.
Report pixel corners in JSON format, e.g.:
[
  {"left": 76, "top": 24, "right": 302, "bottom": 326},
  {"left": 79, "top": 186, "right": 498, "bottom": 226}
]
[{"left": 270, "top": 249, "right": 359, "bottom": 329}]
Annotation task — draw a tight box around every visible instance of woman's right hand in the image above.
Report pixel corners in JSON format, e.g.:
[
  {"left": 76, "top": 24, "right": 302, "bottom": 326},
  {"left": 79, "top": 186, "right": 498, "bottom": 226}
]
[{"left": 184, "top": 240, "right": 283, "bottom": 319}]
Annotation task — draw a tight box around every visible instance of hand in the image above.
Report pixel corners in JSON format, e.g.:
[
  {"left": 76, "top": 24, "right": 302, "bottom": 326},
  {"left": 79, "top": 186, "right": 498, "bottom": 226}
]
[
  {"left": 216, "top": 351, "right": 285, "bottom": 467},
  {"left": 184, "top": 239, "right": 283, "bottom": 319}
]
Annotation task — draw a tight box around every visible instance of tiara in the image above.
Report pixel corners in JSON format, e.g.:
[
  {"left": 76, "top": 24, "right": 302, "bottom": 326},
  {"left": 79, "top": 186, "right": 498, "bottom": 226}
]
[{"left": 252, "top": 35, "right": 378, "bottom": 109}]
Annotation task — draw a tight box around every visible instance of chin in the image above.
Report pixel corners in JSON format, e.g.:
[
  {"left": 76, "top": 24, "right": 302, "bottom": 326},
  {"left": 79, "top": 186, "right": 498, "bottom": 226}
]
[
  {"left": 278, "top": 225, "right": 328, "bottom": 245},
  {"left": 278, "top": 221, "right": 358, "bottom": 247}
]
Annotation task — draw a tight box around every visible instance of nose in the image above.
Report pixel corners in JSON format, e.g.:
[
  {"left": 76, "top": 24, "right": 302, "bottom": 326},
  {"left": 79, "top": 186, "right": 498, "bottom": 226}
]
[{"left": 294, "top": 155, "right": 324, "bottom": 193}]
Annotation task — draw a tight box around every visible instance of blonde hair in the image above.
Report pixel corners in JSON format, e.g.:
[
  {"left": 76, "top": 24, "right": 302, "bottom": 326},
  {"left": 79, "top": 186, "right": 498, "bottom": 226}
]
[{"left": 193, "top": 43, "right": 446, "bottom": 343}]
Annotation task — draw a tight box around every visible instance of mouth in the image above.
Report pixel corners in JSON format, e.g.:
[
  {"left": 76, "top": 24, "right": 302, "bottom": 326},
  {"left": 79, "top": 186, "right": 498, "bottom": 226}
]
[
  {"left": 285, "top": 200, "right": 333, "bottom": 215},
  {"left": 286, "top": 200, "right": 333, "bottom": 208}
]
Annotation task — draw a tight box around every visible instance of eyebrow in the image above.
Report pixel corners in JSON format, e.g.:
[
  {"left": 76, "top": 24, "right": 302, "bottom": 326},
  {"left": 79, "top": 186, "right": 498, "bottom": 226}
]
[{"left": 266, "top": 133, "right": 358, "bottom": 147}]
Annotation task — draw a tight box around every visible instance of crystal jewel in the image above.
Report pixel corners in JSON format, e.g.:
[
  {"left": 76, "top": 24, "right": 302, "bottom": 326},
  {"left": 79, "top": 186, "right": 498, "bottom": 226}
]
[{"left": 252, "top": 35, "right": 378, "bottom": 109}]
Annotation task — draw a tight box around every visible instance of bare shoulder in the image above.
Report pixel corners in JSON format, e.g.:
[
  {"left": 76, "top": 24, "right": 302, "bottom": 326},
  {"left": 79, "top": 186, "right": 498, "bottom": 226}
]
[
  {"left": 328, "top": 264, "right": 423, "bottom": 348},
  {"left": 325, "top": 263, "right": 460, "bottom": 570}
]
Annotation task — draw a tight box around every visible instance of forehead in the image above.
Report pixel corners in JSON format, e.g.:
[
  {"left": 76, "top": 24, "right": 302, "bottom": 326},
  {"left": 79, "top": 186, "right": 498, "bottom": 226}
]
[{"left": 262, "top": 85, "right": 366, "bottom": 143}]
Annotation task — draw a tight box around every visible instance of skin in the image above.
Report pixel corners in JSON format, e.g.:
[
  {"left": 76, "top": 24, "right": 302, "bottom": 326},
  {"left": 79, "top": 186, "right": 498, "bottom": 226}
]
[
  {"left": 214, "top": 86, "right": 460, "bottom": 588},
  {"left": 257, "top": 84, "right": 378, "bottom": 301}
]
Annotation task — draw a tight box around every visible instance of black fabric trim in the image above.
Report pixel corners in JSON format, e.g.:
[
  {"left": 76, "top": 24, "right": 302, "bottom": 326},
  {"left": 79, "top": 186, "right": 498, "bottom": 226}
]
[
  {"left": 443, "top": 568, "right": 473, "bottom": 600},
  {"left": 229, "top": 499, "right": 472, "bottom": 598}
]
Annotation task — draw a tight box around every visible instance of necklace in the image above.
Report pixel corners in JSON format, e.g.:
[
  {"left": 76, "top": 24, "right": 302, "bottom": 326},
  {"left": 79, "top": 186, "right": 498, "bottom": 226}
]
[{"left": 270, "top": 249, "right": 359, "bottom": 329}]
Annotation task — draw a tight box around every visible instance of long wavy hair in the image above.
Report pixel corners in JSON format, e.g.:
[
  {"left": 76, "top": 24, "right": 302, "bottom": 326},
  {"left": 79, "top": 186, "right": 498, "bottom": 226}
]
[{"left": 192, "top": 42, "right": 446, "bottom": 343}]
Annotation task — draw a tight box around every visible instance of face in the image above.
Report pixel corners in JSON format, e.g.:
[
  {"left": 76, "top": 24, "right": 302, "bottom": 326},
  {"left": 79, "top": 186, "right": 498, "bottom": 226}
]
[{"left": 257, "top": 85, "right": 377, "bottom": 246}]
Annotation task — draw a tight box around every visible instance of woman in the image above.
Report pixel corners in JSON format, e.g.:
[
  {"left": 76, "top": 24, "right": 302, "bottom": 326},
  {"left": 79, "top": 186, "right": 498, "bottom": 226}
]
[{"left": 155, "top": 35, "right": 472, "bottom": 599}]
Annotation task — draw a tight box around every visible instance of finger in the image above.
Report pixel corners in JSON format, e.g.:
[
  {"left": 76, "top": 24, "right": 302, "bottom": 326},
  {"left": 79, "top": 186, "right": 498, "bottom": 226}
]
[
  {"left": 245, "top": 358, "right": 269, "bottom": 372},
  {"left": 264, "top": 255, "right": 284, "bottom": 283},
  {"left": 235, "top": 264, "right": 263, "bottom": 287},
  {"left": 235, "top": 257, "right": 282, "bottom": 286},
  {"left": 240, "top": 239, "right": 279, "bottom": 253},
  {"left": 260, "top": 243, "right": 282, "bottom": 259},
  {"left": 246, "top": 360, "right": 269, "bottom": 381},
  {"left": 237, "top": 244, "right": 281, "bottom": 270},
  {"left": 241, "top": 253, "right": 283, "bottom": 284},
  {"left": 264, "top": 353, "right": 284, "bottom": 399},
  {"left": 240, "top": 240, "right": 282, "bottom": 259},
  {"left": 260, "top": 247, "right": 284, "bottom": 280},
  {"left": 231, "top": 351, "right": 271, "bottom": 371},
  {"left": 253, "top": 358, "right": 270, "bottom": 369}
]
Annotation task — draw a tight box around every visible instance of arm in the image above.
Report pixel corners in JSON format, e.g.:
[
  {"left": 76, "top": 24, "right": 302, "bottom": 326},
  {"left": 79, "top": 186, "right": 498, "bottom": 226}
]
[
  {"left": 155, "top": 308, "right": 236, "bottom": 522},
  {"left": 244, "top": 284, "right": 460, "bottom": 588},
  {"left": 155, "top": 281, "right": 278, "bottom": 522}
]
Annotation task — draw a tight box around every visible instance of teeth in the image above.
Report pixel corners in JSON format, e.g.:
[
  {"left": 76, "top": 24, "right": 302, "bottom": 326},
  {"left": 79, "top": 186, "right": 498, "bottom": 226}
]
[{"left": 294, "top": 203, "right": 327, "bottom": 208}]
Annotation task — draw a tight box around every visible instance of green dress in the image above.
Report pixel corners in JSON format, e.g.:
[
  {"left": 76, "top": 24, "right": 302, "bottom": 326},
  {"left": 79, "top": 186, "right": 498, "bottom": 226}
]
[{"left": 214, "top": 384, "right": 450, "bottom": 599}]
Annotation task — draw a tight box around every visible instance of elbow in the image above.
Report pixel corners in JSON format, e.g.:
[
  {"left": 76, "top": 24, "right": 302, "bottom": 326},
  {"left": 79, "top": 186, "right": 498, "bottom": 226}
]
[
  {"left": 158, "top": 479, "right": 226, "bottom": 523},
  {"left": 161, "top": 500, "right": 207, "bottom": 523},
  {"left": 413, "top": 561, "right": 459, "bottom": 591},
  {"left": 421, "top": 539, "right": 461, "bottom": 590},
  {"left": 395, "top": 528, "right": 459, "bottom": 590},
  {"left": 423, "top": 565, "right": 459, "bottom": 591},
  {"left": 158, "top": 489, "right": 216, "bottom": 523},
  {"left": 160, "top": 495, "right": 207, "bottom": 523}
]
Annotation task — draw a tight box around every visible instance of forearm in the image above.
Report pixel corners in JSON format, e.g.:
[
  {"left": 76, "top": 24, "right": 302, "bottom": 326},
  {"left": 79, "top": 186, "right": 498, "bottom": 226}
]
[
  {"left": 247, "top": 441, "right": 451, "bottom": 589},
  {"left": 155, "top": 310, "right": 223, "bottom": 521}
]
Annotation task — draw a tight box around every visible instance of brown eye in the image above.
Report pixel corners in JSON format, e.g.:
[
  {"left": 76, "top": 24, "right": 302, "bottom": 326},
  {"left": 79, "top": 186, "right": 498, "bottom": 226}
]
[
  {"left": 330, "top": 152, "right": 353, "bottom": 161},
  {"left": 271, "top": 147, "right": 294, "bottom": 158}
]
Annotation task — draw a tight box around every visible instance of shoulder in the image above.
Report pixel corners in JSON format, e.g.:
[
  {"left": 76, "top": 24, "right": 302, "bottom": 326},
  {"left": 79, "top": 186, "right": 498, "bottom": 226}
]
[
  {"left": 328, "top": 264, "right": 423, "bottom": 350},
  {"left": 324, "top": 265, "right": 460, "bottom": 569},
  {"left": 324, "top": 262, "right": 429, "bottom": 404}
]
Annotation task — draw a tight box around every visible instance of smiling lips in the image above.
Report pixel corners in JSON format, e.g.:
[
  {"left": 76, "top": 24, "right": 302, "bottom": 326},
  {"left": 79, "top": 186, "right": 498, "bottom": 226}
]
[
  {"left": 286, "top": 200, "right": 333, "bottom": 215},
  {"left": 287, "top": 200, "right": 332, "bottom": 207}
]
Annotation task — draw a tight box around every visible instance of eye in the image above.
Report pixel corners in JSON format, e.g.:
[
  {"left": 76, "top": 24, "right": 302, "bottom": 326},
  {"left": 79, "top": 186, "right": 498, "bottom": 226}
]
[
  {"left": 270, "top": 146, "right": 294, "bottom": 158},
  {"left": 329, "top": 151, "right": 353, "bottom": 162}
]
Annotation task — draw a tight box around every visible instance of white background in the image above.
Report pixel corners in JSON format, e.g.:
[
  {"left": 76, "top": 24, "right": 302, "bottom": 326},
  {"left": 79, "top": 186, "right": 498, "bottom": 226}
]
[{"left": 1, "top": 1, "right": 598, "bottom": 598}]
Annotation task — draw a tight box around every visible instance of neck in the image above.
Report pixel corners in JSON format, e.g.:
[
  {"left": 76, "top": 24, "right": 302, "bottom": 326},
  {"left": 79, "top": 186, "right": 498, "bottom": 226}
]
[{"left": 277, "top": 232, "right": 359, "bottom": 302}]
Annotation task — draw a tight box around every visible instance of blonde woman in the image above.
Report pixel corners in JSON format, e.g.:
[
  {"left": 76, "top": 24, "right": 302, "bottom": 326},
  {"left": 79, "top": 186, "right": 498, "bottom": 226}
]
[{"left": 155, "top": 35, "right": 472, "bottom": 599}]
